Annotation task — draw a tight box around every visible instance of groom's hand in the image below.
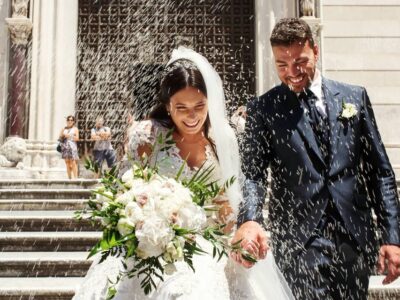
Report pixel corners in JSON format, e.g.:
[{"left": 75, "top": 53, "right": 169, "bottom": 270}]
[
  {"left": 378, "top": 245, "right": 400, "bottom": 284},
  {"left": 230, "top": 221, "right": 268, "bottom": 268}
]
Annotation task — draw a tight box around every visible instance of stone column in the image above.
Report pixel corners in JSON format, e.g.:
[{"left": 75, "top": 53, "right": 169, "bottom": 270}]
[
  {"left": 0, "top": 0, "right": 11, "bottom": 143},
  {"left": 5, "top": 0, "right": 32, "bottom": 138},
  {"left": 16, "top": 0, "right": 79, "bottom": 179},
  {"left": 299, "top": 0, "right": 323, "bottom": 71},
  {"left": 254, "top": 0, "right": 296, "bottom": 95},
  {"left": 29, "top": 0, "right": 78, "bottom": 142}
]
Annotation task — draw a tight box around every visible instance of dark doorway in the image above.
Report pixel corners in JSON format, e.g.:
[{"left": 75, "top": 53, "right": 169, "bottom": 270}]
[{"left": 76, "top": 0, "right": 255, "bottom": 154}]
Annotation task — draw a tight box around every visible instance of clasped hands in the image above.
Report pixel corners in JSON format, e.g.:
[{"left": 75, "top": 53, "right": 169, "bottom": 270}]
[{"left": 230, "top": 221, "right": 268, "bottom": 268}]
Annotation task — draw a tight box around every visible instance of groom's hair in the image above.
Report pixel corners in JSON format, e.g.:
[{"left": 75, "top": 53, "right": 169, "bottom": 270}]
[{"left": 270, "top": 18, "right": 315, "bottom": 48}]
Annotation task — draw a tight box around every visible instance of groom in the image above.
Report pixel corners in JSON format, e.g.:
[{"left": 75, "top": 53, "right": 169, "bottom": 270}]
[{"left": 233, "top": 18, "right": 400, "bottom": 299}]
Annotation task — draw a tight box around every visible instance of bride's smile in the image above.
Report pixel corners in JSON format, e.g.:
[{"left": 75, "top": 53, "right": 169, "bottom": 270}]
[
  {"left": 182, "top": 119, "right": 200, "bottom": 128},
  {"left": 168, "top": 86, "right": 208, "bottom": 136}
]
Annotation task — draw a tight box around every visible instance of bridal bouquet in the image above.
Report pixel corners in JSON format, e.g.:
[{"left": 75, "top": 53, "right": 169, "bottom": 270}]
[{"left": 76, "top": 131, "right": 254, "bottom": 299}]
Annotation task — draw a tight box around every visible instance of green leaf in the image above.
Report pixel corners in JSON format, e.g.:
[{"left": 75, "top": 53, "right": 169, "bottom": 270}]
[
  {"left": 87, "top": 241, "right": 102, "bottom": 259},
  {"left": 175, "top": 160, "right": 187, "bottom": 181},
  {"left": 100, "top": 239, "right": 110, "bottom": 250}
]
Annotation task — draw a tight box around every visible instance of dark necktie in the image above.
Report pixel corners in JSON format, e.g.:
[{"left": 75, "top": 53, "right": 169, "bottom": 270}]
[{"left": 299, "top": 89, "right": 330, "bottom": 163}]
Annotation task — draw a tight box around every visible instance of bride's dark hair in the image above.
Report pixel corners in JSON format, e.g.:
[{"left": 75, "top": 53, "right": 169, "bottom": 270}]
[{"left": 149, "top": 59, "right": 212, "bottom": 142}]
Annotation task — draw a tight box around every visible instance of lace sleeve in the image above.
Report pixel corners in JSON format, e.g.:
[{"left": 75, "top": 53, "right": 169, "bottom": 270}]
[{"left": 126, "top": 120, "right": 157, "bottom": 161}]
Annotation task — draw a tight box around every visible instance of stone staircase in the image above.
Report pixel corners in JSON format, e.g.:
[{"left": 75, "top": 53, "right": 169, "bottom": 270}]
[
  {"left": 0, "top": 179, "right": 399, "bottom": 299},
  {"left": 0, "top": 179, "right": 100, "bottom": 300}
]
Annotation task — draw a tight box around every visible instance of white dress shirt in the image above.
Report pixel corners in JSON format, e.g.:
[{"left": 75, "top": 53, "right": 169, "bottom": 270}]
[{"left": 309, "top": 69, "right": 327, "bottom": 118}]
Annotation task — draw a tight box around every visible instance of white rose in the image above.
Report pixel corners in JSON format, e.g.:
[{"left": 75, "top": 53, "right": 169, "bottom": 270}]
[
  {"left": 165, "top": 240, "right": 184, "bottom": 262},
  {"left": 125, "top": 201, "right": 144, "bottom": 225},
  {"left": 117, "top": 217, "right": 135, "bottom": 236},
  {"left": 101, "top": 201, "right": 110, "bottom": 211},
  {"left": 136, "top": 216, "right": 174, "bottom": 259},
  {"left": 341, "top": 103, "right": 357, "bottom": 119},
  {"left": 121, "top": 169, "right": 134, "bottom": 184},
  {"left": 118, "top": 208, "right": 126, "bottom": 217},
  {"left": 96, "top": 190, "right": 114, "bottom": 204},
  {"left": 116, "top": 191, "right": 134, "bottom": 206}
]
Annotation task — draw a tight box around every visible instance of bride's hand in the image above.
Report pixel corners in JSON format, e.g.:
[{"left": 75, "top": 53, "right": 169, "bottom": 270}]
[{"left": 230, "top": 221, "right": 269, "bottom": 268}]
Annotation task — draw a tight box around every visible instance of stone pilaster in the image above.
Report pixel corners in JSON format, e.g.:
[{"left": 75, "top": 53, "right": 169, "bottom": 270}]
[
  {"left": 0, "top": 0, "right": 11, "bottom": 144},
  {"left": 299, "top": 0, "right": 323, "bottom": 71},
  {"left": 29, "top": 0, "right": 78, "bottom": 142},
  {"left": 5, "top": 0, "right": 32, "bottom": 138}
]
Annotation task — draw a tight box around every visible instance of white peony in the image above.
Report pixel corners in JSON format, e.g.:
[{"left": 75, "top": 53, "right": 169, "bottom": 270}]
[
  {"left": 117, "top": 217, "right": 135, "bottom": 236},
  {"left": 175, "top": 202, "right": 207, "bottom": 231},
  {"left": 136, "top": 216, "right": 175, "bottom": 259},
  {"left": 125, "top": 201, "right": 144, "bottom": 225},
  {"left": 152, "top": 178, "right": 194, "bottom": 220}
]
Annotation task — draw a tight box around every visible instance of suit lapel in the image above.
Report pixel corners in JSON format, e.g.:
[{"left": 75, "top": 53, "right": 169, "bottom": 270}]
[
  {"left": 322, "top": 78, "right": 342, "bottom": 168},
  {"left": 281, "top": 84, "right": 326, "bottom": 167}
]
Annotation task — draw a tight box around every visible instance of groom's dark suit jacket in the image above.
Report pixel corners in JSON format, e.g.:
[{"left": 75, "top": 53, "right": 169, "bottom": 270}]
[{"left": 238, "top": 77, "right": 400, "bottom": 270}]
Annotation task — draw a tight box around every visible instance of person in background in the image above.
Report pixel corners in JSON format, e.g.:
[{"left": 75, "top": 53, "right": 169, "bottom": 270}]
[
  {"left": 59, "top": 115, "right": 79, "bottom": 179},
  {"left": 230, "top": 105, "right": 247, "bottom": 134},
  {"left": 91, "top": 116, "right": 117, "bottom": 175}
]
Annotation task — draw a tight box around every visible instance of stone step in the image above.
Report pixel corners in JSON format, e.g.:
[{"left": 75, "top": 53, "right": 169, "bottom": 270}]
[
  {"left": 0, "top": 231, "right": 101, "bottom": 252},
  {"left": 0, "top": 276, "right": 397, "bottom": 300},
  {"left": 0, "top": 211, "right": 98, "bottom": 232},
  {"left": 368, "top": 275, "right": 400, "bottom": 300},
  {"left": 0, "top": 252, "right": 92, "bottom": 277},
  {"left": 0, "top": 189, "right": 92, "bottom": 200},
  {"left": 0, "top": 277, "right": 82, "bottom": 300},
  {"left": 0, "top": 179, "right": 99, "bottom": 190},
  {"left": 0, "top": 199, "right": 88, "bottom": 210}
]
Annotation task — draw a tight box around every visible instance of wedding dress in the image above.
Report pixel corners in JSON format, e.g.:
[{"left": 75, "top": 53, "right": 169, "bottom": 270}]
[{"left": 73, "top": 120, "right": 293, "bottom": 300}]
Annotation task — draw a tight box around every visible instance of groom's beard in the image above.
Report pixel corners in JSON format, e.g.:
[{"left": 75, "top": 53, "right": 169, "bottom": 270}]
[{"left": 285, "top": 73, "right": 314, "bottom": 93}]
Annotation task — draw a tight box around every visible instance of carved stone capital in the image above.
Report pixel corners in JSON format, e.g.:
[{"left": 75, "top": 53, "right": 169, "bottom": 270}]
[
  {"left": 6, "top": 17, "right": 32, "bottom": 46},
  {"left": 300, "top": 0, "right": 315, "bottom": 17},
  {"left": 12, "top": 0, "right": 29, "bottom": 18}
]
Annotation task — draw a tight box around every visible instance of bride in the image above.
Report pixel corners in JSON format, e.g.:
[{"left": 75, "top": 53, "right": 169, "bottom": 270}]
[{"left": 73, "top": 47, "right": 293, "bottom": 300}]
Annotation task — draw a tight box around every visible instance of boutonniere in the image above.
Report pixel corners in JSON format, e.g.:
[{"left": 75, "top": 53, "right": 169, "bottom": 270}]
[{"left": 340, "top": 101, "right": 358, "bottom": 120}]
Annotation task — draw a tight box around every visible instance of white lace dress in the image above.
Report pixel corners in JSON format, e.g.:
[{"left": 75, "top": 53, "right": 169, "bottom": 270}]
[{"left": 73, "top": 120, "right": 293, "bottom": 300}]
